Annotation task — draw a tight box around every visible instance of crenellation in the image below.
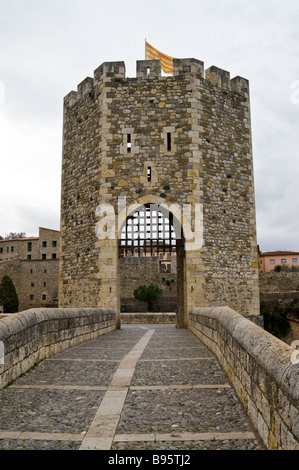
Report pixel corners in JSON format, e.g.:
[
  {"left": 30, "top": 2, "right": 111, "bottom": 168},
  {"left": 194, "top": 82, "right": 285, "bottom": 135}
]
[
  {"left": 65, "top": 60, "right": 250, "bottom": 103},
  {"left": 77, "top": 76, "right": 94, "bottom": 97},
  {"left": 205, "top": 65, "right": 231, "bottom": 89},
  {"left": 94, "top": 61, "right": 126, "bottom": 83},
  {"left": 173, "top": 58, "right": 204, "bottom": 78},
  {"left": 231, "top": 76, "right": 250, "bottom": 94},
  {"left": 137, "top": 60, "right": 161, "bottom": 78},
  {"left": 64, "top": 90, "right": 79, "bottom": 107}
]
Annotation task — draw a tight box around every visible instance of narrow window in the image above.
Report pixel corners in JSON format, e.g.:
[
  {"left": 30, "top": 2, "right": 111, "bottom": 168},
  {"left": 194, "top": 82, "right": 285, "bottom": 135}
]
[
  {"left": 30, "top": 295, "right": 34, "bottom": 301},
  {"left": 52, "top": 240, "right": 57, "bottom": 247},
  {"left": 11, "top": 246, "right": 14, "bottom": 253},
  {"left": 42, "top": 241, "right": 47, "bottom": 248},
  {"left": 42, "top": 254, "right": 46, "bottom": 260},
  {"left": 167, "top": 133, "right": 172, "bottom": 151},
  {"left": 52, "top": 253, "right": 57, "bottom": 259},
  {"left": 147, "top": 167, "right": 152, "bottom": 182},
  {"left": 147, "top": 67, "right": 150, "bottom": 77},
  {"left": 27, "top": 242, "right": 32, "bottom": 252},
  {"left": 42, "top": 294, "right": 47, "bottom": 301},
  {"left": 127, "top": 134, "right": 131, "bottom": 153}
]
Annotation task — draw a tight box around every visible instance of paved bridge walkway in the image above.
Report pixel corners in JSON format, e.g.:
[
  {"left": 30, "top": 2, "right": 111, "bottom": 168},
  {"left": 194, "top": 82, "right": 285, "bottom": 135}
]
[{"left": 0, "top": 324, "right": 265, "bottom": 450}]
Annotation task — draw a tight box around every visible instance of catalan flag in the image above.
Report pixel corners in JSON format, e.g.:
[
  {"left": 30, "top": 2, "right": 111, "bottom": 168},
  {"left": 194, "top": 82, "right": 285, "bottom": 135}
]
[{"left": 145, "top": 41, "right": 174, "bottom": 74}]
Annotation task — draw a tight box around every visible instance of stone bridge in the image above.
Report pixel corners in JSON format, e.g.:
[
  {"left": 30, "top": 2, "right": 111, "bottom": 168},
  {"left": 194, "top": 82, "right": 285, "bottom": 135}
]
[{"left": 0, "top": 307, "right": 298, "bottom": 450}]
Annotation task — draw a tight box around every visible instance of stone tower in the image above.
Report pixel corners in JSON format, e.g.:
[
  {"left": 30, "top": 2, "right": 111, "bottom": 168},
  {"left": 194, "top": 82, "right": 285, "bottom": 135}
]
[{"left": 59, "top": 58, "right": 260, "bottom": 328}]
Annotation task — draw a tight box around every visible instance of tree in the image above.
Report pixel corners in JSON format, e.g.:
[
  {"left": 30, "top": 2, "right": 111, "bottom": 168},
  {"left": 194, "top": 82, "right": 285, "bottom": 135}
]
[
  {"left": 133, "top": 284, "right": 163, "bottom": 311},
  {"left": 0, "top": 275, "right": 19, "bottom": 313},
  {"left": 260, "top": 300, "right": 291, "bottom": 339},
  {"left": 3, "top": 232, "right": 26, "bottom": 240}
]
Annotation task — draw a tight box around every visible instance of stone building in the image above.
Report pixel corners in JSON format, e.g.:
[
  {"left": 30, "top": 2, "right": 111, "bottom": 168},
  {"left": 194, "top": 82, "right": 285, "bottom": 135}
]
[
  {"left": 0, "top": 228, "right": 60, "bottom": 312},
  {"left": 59, "top": 57, "right": 260, "bottom": 327}
]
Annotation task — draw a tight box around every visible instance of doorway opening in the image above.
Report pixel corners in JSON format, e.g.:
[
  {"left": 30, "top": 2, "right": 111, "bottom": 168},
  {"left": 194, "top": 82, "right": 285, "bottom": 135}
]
[{"left": 118, "top": 203, "right": 186, "bottom": 326}]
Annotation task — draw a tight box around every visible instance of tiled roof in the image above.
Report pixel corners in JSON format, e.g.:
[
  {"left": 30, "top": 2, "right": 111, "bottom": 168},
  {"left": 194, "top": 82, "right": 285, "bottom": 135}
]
[
  {"left": 0, "top": 258, "right": 20, "bottom": 264},
  {"left": 0, "top": 237, "right": 38, "bottom": 242},
  {"left": 261, "top": 251, "right": 299, "bottom": 256}
]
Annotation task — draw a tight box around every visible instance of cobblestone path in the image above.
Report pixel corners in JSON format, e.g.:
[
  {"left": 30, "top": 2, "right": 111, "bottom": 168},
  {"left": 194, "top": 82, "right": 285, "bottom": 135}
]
[{"left": 0, "top": 324, "right": 265, "bottom": 450}]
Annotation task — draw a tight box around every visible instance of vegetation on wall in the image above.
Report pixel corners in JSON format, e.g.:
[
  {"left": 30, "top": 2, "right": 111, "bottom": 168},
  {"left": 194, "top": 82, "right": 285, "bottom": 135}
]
[
  {"left": 274, "top": 265, "right": 299, "bottom": 272},
  {"left": 260, "top": 299, "right": 293, "bottom": 339},
  {"left": 0, "top": 275, "right": 19, "bottom": 313},
  {"left": 162, "top": 277, "right": 175, "bottom": 292},
  {"left": 0, "top": 232, "right": 26, "bottom": 240}
]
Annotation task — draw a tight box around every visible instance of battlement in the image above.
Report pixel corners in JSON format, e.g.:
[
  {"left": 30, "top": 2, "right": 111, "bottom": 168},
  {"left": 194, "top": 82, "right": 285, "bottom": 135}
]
[{"left": 64, "top": 58, "right": 249, "bottom": 107}]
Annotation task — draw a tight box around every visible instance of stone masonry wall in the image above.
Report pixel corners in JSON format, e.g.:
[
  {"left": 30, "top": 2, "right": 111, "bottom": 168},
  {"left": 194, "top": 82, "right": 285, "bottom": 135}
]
[
  {"left": 0, "top": 308, "right": 116, "bottom": 389},
  {"left": 60, "top": 77, "right": 102, "bottom": 309},
  {"left": 121, "top": 312, "right": 176, "bottom": 324},
  {"left": 120, "top": 256, "right": 177, "bottom": 311},
  {"left": 60, "top": 58, "right": 259, "bottom": 325},
  {"left": 259, "top": 272, "right": 299, "bottom": 298},
  {"left": 0, "top": 259, "right": 59, "bottom": 312},
  {"left": 190, "top": 307, "right": 299, "bottom": 450}
]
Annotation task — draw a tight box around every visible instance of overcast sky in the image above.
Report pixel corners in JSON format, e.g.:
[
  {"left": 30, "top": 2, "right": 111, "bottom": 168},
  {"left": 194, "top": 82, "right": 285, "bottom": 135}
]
[{"left": 0, "top": 0, "right": 298, "bottom": 252}]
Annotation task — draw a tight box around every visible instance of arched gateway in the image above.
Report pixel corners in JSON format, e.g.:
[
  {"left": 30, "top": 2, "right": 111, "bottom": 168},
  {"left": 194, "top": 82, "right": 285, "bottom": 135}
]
[
  {"left": 59, "top": 58, "right": 260, "bottom": 327},
  {"left": 118, "top": 200, "right": 186, "bottom": 327}
]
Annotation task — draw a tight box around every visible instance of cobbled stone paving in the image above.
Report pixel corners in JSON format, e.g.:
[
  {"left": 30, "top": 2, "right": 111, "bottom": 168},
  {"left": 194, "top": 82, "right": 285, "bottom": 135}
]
[{"left": 0, "top": 324, "right": 265, "bottom": 450}]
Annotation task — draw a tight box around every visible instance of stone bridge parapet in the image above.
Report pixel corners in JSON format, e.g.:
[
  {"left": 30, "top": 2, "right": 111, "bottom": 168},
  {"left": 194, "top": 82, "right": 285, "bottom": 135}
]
[
  {"left": 189, "top": 307, "right": 299, "bottom": 450},
  {"left": 0, "top": 308, "right": 116, "bottom": 389}
]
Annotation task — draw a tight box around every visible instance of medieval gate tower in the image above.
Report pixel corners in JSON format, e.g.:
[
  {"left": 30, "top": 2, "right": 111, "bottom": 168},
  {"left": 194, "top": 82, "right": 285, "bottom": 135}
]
[{"left": 59, "top": 57, "right": 260, "bottom": 328}]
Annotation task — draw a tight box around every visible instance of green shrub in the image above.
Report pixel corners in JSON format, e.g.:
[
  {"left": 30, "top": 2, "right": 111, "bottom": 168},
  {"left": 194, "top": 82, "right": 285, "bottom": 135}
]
[
  {"left": 274, "top": 264, "right": 299, "bottom": 272},
  {"left": 0, "top": 275, "right": 19, "bottom": 313},
  {"left": 133, "top": 284, "right": 163, "bottom": 311}
]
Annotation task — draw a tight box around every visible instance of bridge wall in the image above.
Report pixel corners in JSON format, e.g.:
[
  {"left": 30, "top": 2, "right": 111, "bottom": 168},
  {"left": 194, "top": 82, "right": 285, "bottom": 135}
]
[
  {"left": 189, "top": 307, "right": 299, "bottom": 450},
  {"left": 0, "top": 308, "right": 116, "bottom": 390},
  {"left": 121, "top": 312, "right": 176, "bottom": 324}
]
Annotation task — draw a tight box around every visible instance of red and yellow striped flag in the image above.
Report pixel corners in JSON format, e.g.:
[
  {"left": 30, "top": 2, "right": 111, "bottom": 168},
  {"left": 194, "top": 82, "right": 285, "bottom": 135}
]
[{"left": 145, "top": 41, "right": 174, "bottom": 74}]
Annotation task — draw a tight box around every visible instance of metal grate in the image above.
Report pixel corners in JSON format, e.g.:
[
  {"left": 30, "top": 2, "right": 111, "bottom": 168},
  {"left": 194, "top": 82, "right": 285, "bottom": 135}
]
[{"left": 119, "top": 204, "right": 182, "bottom": 257}]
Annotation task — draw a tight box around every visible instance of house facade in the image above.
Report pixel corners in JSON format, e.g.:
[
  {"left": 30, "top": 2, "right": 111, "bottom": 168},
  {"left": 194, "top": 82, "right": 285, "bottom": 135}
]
[{"left": 260, "top": 251, "right": 299, "bottom": 272}]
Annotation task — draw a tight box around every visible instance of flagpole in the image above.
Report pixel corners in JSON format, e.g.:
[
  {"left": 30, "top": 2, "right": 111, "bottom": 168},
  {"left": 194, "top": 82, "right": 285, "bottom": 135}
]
[{"left": 145, "top": 38, "right": 146, "bottom": 60}]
